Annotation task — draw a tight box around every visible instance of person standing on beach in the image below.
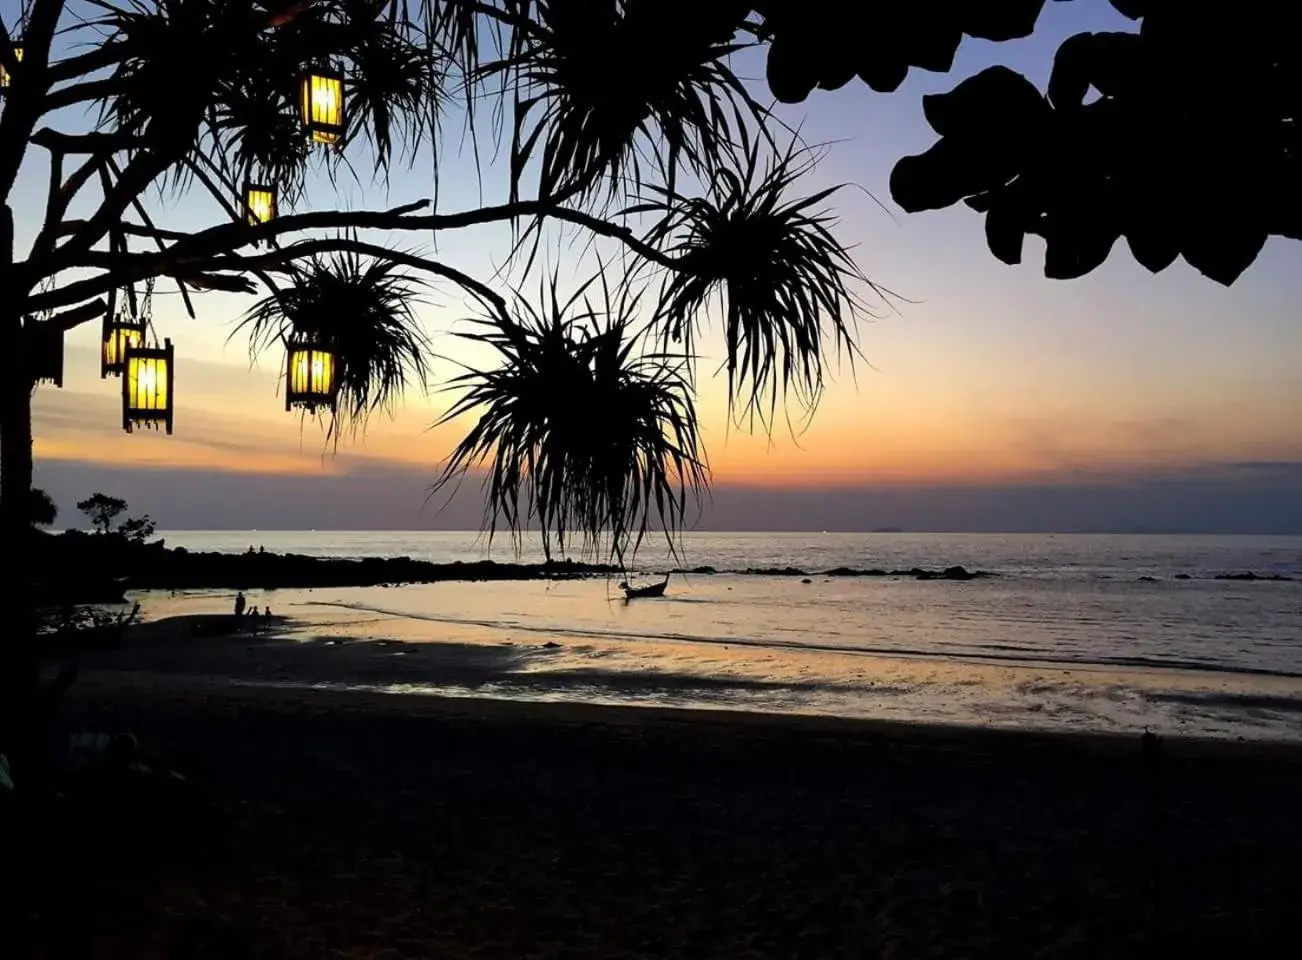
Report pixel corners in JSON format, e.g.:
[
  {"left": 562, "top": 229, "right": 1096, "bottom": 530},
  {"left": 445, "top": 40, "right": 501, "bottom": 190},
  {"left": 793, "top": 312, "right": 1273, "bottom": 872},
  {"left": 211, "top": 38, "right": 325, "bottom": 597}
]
[{"left": 234, "top": 591, "right": 247, "bottom": 619}]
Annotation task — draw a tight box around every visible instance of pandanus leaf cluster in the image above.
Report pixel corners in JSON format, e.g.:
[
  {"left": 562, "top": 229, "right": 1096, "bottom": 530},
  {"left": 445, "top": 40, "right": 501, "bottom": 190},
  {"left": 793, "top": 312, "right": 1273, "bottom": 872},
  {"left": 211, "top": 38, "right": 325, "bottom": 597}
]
[
  {"left": 431, "top": 277, "right": 707, "bottom": 565},
  {"left": 490, "top": 0, "right": 759, "bottom": 202},
  {"left": 237, "top": 247, "right": 432, "bottom": 438},
  {"left": 93, "top": 0, "right": 439, "bottom": 194},
  {"left": 632, "top": 142, "right": 874, "bottom": 431}
]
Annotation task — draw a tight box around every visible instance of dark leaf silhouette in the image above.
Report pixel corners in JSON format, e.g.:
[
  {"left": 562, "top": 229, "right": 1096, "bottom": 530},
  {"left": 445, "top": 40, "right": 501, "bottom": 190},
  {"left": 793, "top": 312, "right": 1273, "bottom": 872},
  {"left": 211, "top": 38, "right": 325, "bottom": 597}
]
[
  {"left": 921, "top": 66, "right": 1050, "bottom": 142},
  {"left": 885, "top": 2, "right": 1299, "bottom": 284}
]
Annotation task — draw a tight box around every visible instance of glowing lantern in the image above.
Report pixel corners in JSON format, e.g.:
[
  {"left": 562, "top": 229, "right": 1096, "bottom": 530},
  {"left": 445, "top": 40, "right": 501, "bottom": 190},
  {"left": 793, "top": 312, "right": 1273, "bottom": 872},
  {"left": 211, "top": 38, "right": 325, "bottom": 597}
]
[
  {"left": 0, "top": 43, "right": 21, "bottom": 91},
  {"left": 298, "top": 65, "right": 344, "bottom": 145},
  {"left": 122, "top": 339, "right": 174, "bottom": 434},
  {"left": 285, "top": 338, "right": 338, "bottom": 412},
  {"left": 101, "top": 311, "right": 146, "bottom": 378},
  {"left": 244, "top": 182, "right": 278, "bottom": 226},
  {"left": 28, "top": 321, "right": 64, "bottom": 388}
]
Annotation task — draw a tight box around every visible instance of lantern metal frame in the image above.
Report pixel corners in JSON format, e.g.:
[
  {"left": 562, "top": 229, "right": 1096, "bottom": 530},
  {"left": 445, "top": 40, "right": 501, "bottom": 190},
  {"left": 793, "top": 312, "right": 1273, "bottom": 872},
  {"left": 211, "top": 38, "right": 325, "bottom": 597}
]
[
  {"left": 101, "top": 310, "right": 147, "bottom": 378},
  {"left": 0, "top": 41, "right": 21, "bottom": 93},
  {"left": 298, "top": 63, "right": 345, "bottom": 145},
  {"left": 28, "top": 320, "right": 64, "bottom": 388},
  {"left": 284, "top": 337, "right": 340, "bottom": 413},
  {"left": 243, "top": 181, "right": 278, "bottom": 226},
  {"left": 122, "top": 338, "right": 175, "bottom": 435}
]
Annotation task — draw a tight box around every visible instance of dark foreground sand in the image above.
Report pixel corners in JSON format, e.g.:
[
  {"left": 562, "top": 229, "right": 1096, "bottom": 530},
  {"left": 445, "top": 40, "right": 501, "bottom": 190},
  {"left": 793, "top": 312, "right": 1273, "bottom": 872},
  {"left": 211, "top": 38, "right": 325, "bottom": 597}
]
[{"left": 12, "top": 669, "right": 1301, "bottom": 959}]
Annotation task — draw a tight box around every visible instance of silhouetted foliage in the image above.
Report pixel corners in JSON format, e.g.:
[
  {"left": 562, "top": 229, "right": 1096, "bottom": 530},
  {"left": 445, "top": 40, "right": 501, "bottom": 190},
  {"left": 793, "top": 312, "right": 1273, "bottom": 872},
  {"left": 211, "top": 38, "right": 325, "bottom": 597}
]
[
  {"left": 491, "top": 0, "right": 759, "bottom": 202},
  {"left": 632, "top": 140, "right": 875, "bottom": 430},
  {"left": 753, "top": 0, "right": 1052, "bottom": 102},
  {"left": 76, "top": 494, "right": 128, "bottom": 535},
  {"left": 885, "top": 0, "right": 1299, "bottom": 284},
  {"left": 432, "top": 273, "right": 707, "bottom": 563},
  {"left": 28, "top": 489, "right": 58, "bottom": 527},
  {"left": 237, "top": 247, "right": 432, "bottom": 439},
  {"left": 118, "top": 514, "right": 158, "bottom": 544},
  {"left": 4, "top": 0, "right": 885, "bottom": 564}
]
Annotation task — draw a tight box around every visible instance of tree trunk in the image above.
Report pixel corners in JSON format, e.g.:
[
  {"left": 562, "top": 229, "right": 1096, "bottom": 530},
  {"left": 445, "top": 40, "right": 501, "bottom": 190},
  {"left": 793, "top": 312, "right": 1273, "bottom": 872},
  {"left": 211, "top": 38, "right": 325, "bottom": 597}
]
[
  {"left": 0, "top": 202, "right": 39, "bottom": 769},
  {"left": 0, "top": 359, "right": 35, "bottom": 527}
]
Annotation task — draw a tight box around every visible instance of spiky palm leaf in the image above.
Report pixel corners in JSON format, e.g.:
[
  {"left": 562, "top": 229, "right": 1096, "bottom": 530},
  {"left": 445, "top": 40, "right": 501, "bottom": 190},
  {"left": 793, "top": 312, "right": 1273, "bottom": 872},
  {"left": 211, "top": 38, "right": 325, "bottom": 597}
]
[
  {"left": 632, "top": 139, "right": 880, "bottom": 432},
  {"left": 92, "top": 0, "right": 441, "bottom": 195},
  {"left": 237, "top": 245, "right": 432, "bottom": 437},
  {"left": 92, "top": 0, "right": 251, "bottom": 157},
  {"left": 487, "top": 0, "right": 759, "bottom": 204},
  {"left": 431, "top": 273, "right": 707, "bottom": 564}
]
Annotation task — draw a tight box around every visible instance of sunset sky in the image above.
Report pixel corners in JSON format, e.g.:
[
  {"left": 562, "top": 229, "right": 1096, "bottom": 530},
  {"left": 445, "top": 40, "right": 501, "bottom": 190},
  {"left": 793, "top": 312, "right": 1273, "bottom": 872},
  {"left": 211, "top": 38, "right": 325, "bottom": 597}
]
[{"left": 20, "top": 2, "right": 1302, "bottom": 532}]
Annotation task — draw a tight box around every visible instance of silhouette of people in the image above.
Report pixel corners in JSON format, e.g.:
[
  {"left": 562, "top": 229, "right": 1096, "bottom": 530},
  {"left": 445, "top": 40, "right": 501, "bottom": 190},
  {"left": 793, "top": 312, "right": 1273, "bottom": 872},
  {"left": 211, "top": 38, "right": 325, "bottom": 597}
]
[
  {"left": 247, "top": 605, "right": 260, "bottom": 632},
  {"left": 234, "top": 591, "right": 247, "bottom": 618}
]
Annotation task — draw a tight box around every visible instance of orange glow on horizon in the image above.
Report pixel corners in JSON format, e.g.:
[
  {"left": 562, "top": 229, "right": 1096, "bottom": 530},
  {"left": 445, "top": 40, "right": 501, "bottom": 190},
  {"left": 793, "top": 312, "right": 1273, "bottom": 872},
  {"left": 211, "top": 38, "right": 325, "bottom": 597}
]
[{"left": 31, "top": 341, "right": 1302, "bottom": 489}]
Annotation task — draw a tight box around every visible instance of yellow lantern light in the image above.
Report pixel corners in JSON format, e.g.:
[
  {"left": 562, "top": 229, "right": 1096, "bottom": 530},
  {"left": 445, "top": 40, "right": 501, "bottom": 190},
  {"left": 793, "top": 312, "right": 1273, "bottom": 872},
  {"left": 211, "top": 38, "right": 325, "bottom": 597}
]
[
  {"left": 122, "top": 339, "right": 175, "bottom": 434},
  {"left": 0, "top": 43, "right": 21, "bottom": 91},
  {"left": 244, "top": 182, "right": 278, "bottom": 226},
  {"left": 285, "top": 339, "right": 338, "bottom": 412},
  {"left": 28, "top": 321, "right": 64, "bottom": 388},
  {"left": 298, "top": 65, "right": 344, "bottom": 145},
  {"left": 101, "top": 311, "right": 146, "bottom": 378}
]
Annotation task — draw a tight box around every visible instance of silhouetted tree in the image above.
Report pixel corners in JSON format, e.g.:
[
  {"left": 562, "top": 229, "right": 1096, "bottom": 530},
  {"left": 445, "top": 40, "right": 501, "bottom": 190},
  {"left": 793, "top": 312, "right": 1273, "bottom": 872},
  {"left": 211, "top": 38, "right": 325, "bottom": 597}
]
[
  {"left": 2, "top": 1, "right": 887, "bottom": 776},
  {"left": 28, "top": 487, "right": 56, "bottom": 526},
  {"left": 117, "top": 514, "right": 158, "bottom": 544},
  {"left": 76, "top": 493, "right": 128, "bottom": 534}
]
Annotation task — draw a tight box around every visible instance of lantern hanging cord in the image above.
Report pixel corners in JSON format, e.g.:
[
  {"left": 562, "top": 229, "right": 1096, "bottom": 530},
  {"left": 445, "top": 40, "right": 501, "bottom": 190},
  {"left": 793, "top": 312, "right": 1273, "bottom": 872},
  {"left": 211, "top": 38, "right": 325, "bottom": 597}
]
[{"left": 141, "top": 276, "right": 158, "bottom": 345}]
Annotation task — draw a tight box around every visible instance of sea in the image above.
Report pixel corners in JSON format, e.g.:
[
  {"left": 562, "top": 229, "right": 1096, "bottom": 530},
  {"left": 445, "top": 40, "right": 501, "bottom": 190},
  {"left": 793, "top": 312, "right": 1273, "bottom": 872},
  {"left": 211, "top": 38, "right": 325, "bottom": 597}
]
[{"left": 136, "top": 531, "right": 1302, "bottom": 741}]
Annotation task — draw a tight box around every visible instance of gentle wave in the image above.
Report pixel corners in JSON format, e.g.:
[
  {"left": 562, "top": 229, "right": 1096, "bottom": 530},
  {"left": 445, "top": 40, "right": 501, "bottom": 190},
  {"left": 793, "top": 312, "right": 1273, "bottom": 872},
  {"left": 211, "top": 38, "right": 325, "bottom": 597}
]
[{"left": 304, "top": 600, "right": 1302, "bottom": 681}]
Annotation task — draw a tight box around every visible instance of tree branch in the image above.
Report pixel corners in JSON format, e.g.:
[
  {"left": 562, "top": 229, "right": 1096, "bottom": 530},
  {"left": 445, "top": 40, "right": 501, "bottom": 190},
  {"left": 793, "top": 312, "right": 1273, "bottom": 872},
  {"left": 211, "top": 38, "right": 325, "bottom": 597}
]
[
  {"left": 0, "top": 0, "right": 68, "bottom": 203},
  {"left": 52, "top": 148, "right": 172, "bottom": 270},
  {"left": 163, "top": 198, "right": 677, "bottom": 271},
  {"left": 40, "top": 78, "right": 126, "bottom": 116},
  {"left": 26, "top": 199, "right": 682, "bottom": 312},
  {"left": 45, "top": 40, "right": 130, "bottom": 85},
  {"left": 31, "top": 127, "right": 143, "bottom": 154},
  {"left": 109, "top": 157, "right": 199, "bottom": 319},
  {"left": 49, "top": 297, "right": 108, "bottom": 333},
  {"left": 80, "top": 237, "right": 511, "bottom": 319}
]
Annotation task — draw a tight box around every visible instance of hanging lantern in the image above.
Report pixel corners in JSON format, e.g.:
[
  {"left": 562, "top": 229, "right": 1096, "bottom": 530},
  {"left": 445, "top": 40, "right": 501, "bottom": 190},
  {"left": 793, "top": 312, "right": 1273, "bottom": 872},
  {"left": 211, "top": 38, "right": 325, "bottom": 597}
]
[
  {"left": 0, "top": 42, "right": 21, "bottom": 92},
  {"left": 285, "top": 338, "right": 338, "bottom": 412},
  {"left": 298, "top": 64, "right": 344, "bottom": 145},
  {"left": 244, "top": 181, "right": 277, "bottom": 226},
  {"left": 28, "top": 321, "right": 64, "bottom": 388},
  {"left": 101, "top": 311, "right": 146, "bottom": 378},
  {"left": 122, "top": 339, "right": 174, "bottom": 435}
]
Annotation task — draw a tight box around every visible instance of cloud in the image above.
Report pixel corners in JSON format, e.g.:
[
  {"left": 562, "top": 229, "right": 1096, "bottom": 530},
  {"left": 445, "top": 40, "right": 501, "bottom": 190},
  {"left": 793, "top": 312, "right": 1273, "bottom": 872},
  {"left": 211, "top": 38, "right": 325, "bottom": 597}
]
[{"left": 1225, "top": 461, "right": 1302, "bottom": 478}]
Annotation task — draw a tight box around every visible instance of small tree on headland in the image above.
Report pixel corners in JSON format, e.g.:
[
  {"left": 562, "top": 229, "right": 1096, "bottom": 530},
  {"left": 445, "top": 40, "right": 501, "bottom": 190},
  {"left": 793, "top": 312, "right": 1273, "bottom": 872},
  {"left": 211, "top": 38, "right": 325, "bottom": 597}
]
[
  {"left": 76, "top": 493, "right": 127, "bottom": 535},
  {"left": 117, "top": 514, "right": 158, "bottom": 545}
]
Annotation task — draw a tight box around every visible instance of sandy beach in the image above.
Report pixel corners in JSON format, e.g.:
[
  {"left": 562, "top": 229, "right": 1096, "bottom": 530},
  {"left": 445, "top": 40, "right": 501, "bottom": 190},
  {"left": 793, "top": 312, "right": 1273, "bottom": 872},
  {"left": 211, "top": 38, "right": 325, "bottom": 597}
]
[{"left": 20, "top": 628, "right": 1302, "bottom": 958}]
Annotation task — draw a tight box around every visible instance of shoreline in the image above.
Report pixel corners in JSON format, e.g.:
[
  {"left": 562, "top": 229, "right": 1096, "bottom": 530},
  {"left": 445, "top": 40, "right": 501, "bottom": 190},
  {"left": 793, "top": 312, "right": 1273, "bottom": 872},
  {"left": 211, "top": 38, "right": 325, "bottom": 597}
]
[
  {"left": 56, "top": 606, "right": 1302, "bottom": 745},
  {"left": 66, "top": 668, "right": 1302, "bottom": 763}
]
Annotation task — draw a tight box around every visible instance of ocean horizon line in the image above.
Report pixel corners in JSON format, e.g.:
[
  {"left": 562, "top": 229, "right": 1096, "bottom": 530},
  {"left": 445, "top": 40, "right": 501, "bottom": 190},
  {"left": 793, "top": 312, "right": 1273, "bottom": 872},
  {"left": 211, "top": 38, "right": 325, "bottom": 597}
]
[{"left": 49, "top": 527, "right": 1302, "bottom": 538}]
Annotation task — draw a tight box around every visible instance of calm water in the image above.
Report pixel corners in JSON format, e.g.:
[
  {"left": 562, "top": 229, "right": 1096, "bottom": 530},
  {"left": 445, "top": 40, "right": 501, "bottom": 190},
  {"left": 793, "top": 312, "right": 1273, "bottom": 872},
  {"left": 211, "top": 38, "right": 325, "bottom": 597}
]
[{"left": 140, "top": 531, "right": 1302, "bottom": 740}]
